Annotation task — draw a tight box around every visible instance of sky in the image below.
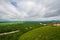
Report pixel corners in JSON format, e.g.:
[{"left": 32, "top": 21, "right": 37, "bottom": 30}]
[{"left": 0, "top": 0, "right": 60, "bottom": 21}]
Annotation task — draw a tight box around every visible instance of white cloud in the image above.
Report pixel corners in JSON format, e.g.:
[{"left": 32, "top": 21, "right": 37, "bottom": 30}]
[
  {"left": 0, "top": 0, "right": 60, "bottom": 21},
  {"left": 0, "top": 1, "right": 28, "bottom": 20}
]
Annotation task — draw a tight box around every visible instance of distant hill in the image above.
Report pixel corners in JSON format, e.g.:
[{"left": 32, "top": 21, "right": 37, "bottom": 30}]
[{"left": 0, "top": 20, "right": 60, "bottom": 23}]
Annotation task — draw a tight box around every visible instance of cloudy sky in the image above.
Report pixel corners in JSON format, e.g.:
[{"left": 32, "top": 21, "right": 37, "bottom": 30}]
[{"left": 0, "top": 0, "right": 60, "bottom": 21}]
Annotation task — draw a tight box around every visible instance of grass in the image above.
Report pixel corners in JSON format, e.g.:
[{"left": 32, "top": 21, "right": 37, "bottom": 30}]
[
  {"left": 0, "top": 22, "right": 44, "bottom": 40},
  {"left": 19, "top": 26, "right": 60, "bottom": 40},
  {"left": 0, "top": 22, "right": 43, "bottom": 33},
  {"left": 0, "top": 21, "right": 59, "bottom": 40},
  {"left": 0, "top": 32, "right": 22, "bottom": 40}
]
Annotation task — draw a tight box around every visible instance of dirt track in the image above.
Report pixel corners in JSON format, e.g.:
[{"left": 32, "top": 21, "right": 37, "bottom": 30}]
[{"left": 0, "top": 30, "right": 20, "bottom": 35}]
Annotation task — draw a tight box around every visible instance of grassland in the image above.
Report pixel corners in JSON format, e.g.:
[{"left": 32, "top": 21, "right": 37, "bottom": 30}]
[
  {"left": 0, "top": 21, "right": 60, "bottom": 40},
  {"left": 19, "top": 26, "right": 60, "bottom": 40},
  {"left": 0, "top": 21, "right": 44, "bottom": 40}
]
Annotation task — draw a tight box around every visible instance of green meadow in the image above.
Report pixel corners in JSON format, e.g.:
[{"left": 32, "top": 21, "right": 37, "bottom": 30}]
[{"left": 0, "top": 21, "right": 60, "bottom": 40}]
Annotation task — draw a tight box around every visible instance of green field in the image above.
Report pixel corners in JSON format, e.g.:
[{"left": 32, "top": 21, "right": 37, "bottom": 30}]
[
  {"left": 0, "top": 21, "right": 60, "bottom": 40},
  {"left": 19, "top": 26, "right": 60, "bottom": 40}
]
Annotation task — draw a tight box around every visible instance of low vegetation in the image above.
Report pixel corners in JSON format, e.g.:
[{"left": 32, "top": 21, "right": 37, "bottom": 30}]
[
  {"left": 19, "top": 26, "right": 60, "bottom": 40},
  {"left": 0, "top": 21, "right": 60, "bottom": 40},
  {"left": 0, "top": 21, "right": 43, "bottom": 40}
]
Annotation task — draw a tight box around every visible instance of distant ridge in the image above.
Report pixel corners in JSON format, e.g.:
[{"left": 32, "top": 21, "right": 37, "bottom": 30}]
[{"left": 0, "top": 19, "right": 60, "bottom": 23}]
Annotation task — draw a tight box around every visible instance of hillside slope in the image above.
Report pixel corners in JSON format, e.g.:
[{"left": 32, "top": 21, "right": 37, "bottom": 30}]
[{"left": 19, "top": 26, "right": 60, "bottom": 40}]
